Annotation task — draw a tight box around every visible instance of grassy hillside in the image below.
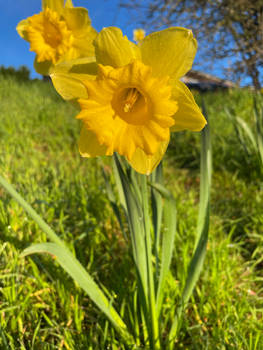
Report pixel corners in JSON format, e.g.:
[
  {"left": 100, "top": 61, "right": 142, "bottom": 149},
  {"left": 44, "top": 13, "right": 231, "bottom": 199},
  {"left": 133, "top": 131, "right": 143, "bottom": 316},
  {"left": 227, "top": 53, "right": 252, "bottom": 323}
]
[{"left": 0, "top": 76, "right": 262, "bottom": 349}]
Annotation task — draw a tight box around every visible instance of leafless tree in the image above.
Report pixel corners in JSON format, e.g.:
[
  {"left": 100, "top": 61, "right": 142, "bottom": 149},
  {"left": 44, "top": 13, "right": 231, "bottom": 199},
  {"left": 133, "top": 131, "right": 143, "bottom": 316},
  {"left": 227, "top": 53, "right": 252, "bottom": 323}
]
[{"left": 121, "top": 0, "right": 263, "bottom": 89}]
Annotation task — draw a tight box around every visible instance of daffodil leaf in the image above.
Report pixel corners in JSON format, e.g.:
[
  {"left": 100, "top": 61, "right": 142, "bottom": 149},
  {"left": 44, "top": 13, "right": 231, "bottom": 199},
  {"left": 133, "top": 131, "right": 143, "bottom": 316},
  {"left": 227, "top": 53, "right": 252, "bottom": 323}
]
[
  {"left": 141, "top": 27, "right": 197, "bottom": 79},
  {"left": 148, "top": 181, "right": 177, "bottom": 316},
  {"left": 94, "top": 27, "right": 141, "bottom": 68},
  {"left": 169, "top": 101, "right": 211, "bottom": 341},
  {"left": 150, "top": 163, "right": 163, "bottom": 265},
  {"left": 21, "top": 242, "right": 133, "bottom": 345},
  {"left": 171, "top": 80, "right": 207, "bottom": 132}
]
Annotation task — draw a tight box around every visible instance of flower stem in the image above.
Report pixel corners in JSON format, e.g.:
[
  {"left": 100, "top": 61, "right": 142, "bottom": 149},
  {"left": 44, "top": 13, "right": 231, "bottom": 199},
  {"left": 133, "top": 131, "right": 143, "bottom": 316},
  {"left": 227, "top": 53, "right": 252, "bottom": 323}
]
[{"left": 141, "top": 175, "right": 160, "bottom": 350}]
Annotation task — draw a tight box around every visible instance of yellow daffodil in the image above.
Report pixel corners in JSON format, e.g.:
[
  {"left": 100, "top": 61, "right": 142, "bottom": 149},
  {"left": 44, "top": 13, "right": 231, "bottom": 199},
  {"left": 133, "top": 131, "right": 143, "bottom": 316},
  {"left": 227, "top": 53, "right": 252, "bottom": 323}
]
[
  {"left": 133, "top": 28, "right": 145, "bottom": 42},
  {"left": 50, "top": 26, "right": 207, "bottom": 174},
  {"left": 16, "top": 0, "right": 97, "bottom": 75}
]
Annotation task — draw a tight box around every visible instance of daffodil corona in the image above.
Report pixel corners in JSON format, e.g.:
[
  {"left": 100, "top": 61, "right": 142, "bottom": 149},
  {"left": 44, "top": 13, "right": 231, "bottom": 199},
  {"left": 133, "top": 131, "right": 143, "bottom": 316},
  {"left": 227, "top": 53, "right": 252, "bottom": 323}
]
[
  {"left": 51, "top": 26, "right": 207, "bottom": 174},
  {"left": 17, "top": 0, "right": 97, "bottom": 75},
  {"left": 77, "top": 60, "right": 177, "bottom": 162}
]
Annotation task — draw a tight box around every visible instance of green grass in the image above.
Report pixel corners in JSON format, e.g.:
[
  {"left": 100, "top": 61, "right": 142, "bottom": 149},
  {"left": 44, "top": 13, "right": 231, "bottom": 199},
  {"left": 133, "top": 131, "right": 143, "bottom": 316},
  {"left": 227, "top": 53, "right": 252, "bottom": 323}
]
[{"left": 0, "top": 76, "right": 263, "bottom": 349}]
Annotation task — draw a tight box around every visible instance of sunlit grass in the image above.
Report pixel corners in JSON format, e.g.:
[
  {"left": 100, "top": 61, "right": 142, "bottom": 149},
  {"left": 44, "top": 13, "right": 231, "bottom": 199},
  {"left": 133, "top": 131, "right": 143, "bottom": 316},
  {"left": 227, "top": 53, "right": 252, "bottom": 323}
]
[{"left": 0, "top": 76, "right": 262, "bottom": 349}]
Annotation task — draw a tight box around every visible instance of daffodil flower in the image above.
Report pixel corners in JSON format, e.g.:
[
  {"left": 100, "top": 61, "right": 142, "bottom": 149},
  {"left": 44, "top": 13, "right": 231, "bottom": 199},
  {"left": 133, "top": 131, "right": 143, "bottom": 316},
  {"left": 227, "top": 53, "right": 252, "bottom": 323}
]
[
  {"left": 51, "top": 27, "right": 207, "bottom": 174},
  {"left": 16, "top": 0, "right": 97, "bottom": 75},
  {"left": 133, "top": 28, "right": 146, "bottom": 42}
]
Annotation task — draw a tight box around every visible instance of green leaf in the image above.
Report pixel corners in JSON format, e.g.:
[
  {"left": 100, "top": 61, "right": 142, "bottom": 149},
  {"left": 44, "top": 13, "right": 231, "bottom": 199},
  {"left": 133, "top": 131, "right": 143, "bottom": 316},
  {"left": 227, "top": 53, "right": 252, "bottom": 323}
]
[
  {"left": 112, "top": 155, "right": 128, "bottom": 213},
  {"left": 253, "top": 96, "right": 263, "bottom": 168},
  {"left": 236, "top": 116, "right": 257, "bottom": 152},
  {"left": 168, "top": 99, "right": 211, "bottom": 346},
  {"left": 150, "top": 163, "right": 164, "bottom": 279},
  {"left": 113, "top": 155, "right": 147, "bottom": 289},
  {"left": 21, "top": 243, "right": 133, "bottom": 345},
  {"left": 102, "top": 165, "right": 126, "bottom": 238},
  {"left": 113, "top": 155, "right": 160, "bottom": 348},
  {"left": 157, "top": 194, "right": 176, "bottom": 316},
  {"left": 148, "top": 181, "right": 177, "bottom": 316}
]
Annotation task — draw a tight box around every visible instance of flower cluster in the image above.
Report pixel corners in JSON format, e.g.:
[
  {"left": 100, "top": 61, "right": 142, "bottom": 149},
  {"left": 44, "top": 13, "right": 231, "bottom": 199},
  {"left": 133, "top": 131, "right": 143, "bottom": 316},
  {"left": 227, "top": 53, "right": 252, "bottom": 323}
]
[{"left": 17, "top": 0, "right": 206, "bottom": 174}]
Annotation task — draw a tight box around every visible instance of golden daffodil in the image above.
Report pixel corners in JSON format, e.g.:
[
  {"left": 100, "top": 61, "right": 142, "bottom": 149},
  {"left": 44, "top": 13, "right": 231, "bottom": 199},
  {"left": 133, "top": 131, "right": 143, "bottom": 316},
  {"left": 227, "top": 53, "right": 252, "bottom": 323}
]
[
  {"left": 133, "top": 28, "right": 145, "bottom": 42},
  {"left": 16, "top": 0, "right": 97, "bottom": 75},
  {"left": 50, "top": 26, "right": 207, "bottom": 174}
]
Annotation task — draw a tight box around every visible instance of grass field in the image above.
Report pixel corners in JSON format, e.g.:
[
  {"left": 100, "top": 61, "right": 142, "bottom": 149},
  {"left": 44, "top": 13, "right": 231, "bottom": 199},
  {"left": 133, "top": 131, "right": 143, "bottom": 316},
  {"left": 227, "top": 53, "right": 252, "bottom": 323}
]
[{"left": 0, "top": 75, "right": 263, "bottom": 349}]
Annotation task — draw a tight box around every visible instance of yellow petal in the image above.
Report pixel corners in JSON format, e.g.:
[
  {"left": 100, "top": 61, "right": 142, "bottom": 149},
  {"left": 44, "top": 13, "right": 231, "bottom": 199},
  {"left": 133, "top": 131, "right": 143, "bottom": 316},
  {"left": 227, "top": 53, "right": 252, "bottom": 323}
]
[
  {"left": 16, "top": 19, "right": 30, "bottom": 41},
  {"left": 50, "top": 57, "right": 97, "bottom": 102},
  {"left": 42, "top": 0, "right": 64, "bottom": 13},
  {"left": 63, "top": 7, "right": 93, "bottom": 33},
  {"left": 62, "top": 7, "right": 97, "bottom": 58},
  {"left": 94, "top": 27, "right": 141, "bottom": 68},
  {"left": 34, "top": 57, "right": 52, "bottom": 75},
  {"left": 65, "top": 0, "right": 73, "bottom": 8},
  {"left": 141, "top": 27, "right": 197, "bottom": 79},
  {"left": 128, "top": 140, "right": 169, "bottom": 175},
  {"left": 171, "top": 81, "right": 206, "bottom": 132},
  {"left": 70, "top": 27, "right": 97, "bottom": 58},
  {"left": 67, "top": 27, "right": 97, "bottom": 61},
  {"left": 79, "top": 126, "right": 108, "bottom": 157}
]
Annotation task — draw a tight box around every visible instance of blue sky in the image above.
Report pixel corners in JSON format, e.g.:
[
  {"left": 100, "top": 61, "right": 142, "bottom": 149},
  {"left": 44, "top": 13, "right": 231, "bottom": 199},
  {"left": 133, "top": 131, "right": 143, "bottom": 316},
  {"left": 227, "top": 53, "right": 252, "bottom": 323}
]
[
  {"left": 0, "top": 0, "right": 251, "bottom": 85},
  {"left": 0, "top": 0, "right": 136, "bottom": 79}
]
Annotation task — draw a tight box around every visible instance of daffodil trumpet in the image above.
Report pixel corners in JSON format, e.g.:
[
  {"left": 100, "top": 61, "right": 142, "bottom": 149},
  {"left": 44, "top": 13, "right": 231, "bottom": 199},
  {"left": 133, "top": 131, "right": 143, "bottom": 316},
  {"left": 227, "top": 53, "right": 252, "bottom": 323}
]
[{"left": 51, "top": 26, "right": 207, "bottom": 174}]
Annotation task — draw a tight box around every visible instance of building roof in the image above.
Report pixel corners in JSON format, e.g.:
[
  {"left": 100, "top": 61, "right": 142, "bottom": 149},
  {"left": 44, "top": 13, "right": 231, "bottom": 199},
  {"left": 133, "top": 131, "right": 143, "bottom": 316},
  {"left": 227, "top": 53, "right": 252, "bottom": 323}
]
[{"left": 181, "top": 70, "right": 236, "bottom": 91}]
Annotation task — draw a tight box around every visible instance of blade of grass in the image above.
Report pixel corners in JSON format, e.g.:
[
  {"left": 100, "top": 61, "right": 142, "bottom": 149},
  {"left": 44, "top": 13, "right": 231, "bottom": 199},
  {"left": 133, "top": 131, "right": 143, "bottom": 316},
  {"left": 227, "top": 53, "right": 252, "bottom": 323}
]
[
  {"left": 0, "top": 174, "right": 65, "bottom": 247},
  {"left": 225, "top": 108, "right": 253, "bottom": 157},
  {"left": 102, "top": 166, "right": 126, "bottom": 239},
  {"left": 235, "top": 117, "right": 257, "bottom": 153},
  {"left": 253, "top": 96, "right": 263, "bottom": 167},
  {"left": 0, "top": 325, "right": 10, "bottom": 350}
]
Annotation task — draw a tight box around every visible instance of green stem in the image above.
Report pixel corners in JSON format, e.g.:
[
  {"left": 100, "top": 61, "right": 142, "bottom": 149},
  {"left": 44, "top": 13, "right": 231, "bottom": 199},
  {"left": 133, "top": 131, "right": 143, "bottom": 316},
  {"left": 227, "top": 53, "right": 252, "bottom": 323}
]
[
  {"left": 141, "top": 175, "right": 160, "bottom": 350},
  {"left": 150, "top": 164, "right": 164, "bottom": 288}
]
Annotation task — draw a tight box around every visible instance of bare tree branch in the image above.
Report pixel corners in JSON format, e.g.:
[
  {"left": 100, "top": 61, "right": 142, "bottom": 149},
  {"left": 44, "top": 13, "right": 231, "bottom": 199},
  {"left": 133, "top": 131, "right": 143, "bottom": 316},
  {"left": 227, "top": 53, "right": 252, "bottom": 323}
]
[{"left": 120, "top": 0, "right": 263, "bottom": 89}]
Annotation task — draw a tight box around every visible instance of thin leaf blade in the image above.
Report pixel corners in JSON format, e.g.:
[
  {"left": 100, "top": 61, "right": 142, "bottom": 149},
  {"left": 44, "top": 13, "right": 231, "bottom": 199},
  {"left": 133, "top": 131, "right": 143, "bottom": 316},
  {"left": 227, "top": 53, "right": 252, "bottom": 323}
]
[{"left": 21, "top": 243, "right": 133, "bottom": 345}]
